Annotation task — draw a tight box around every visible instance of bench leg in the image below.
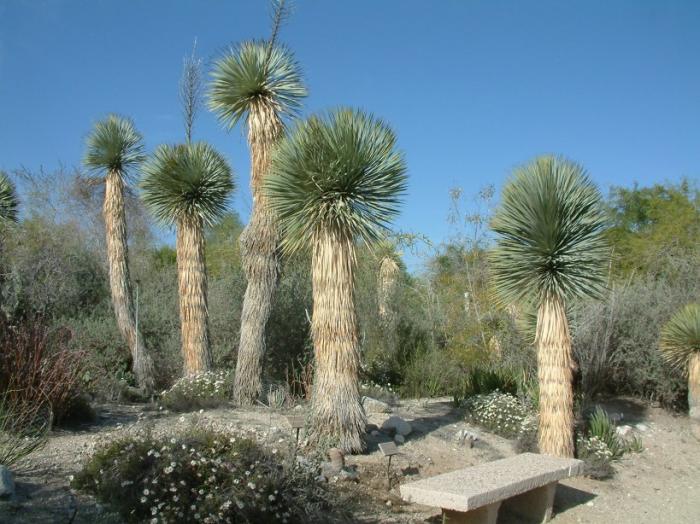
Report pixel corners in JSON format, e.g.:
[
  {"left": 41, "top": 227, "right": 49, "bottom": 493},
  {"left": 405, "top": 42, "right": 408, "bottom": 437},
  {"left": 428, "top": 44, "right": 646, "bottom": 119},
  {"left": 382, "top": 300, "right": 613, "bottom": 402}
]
[
  {"left": 442, "top": 501, "right": 501, "bottom": 524},
  {"left": 501, "top": 481, "right": 557, "bottom": 523}
]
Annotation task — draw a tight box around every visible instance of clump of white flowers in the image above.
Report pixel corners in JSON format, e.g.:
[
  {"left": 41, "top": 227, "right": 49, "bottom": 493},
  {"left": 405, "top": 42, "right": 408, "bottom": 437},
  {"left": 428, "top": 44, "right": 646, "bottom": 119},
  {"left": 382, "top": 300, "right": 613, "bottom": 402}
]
[
  {"left": 71, "top": 426, "right": 342, "bottom": 523},
  {"left": 464, "top": 391, "right": 533, "bottom": 438},
  {"left": 160, "top": 371, "right": 232, "bottom": 412}
]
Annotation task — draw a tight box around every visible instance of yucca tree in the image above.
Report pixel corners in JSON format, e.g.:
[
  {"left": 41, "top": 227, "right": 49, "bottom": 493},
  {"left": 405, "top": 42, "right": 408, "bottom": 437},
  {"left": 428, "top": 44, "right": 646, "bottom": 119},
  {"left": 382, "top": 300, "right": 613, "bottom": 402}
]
[
  {"left": 209, "top": 40, "right": 307, "bottom": 405},
  {"left": 141, "top": 142, "right": 234, "bottom": 376},
  {"left": 376, "top": 240, "right": 403, "bottom": 359},
  {"left": 660, "top": 303, "right": 700, "bottom": 426},
  {"left": 0, "top": 171, "right": 18, "bottom": 225},
  {"left": 266, "top": 109, "right": 407, "bottom": 452},
  {"left": 84, "top": 115, "right": 154, "bottom": 392},
  {"left": 490, "top": 156, "right": 608, "bottom": 457}
]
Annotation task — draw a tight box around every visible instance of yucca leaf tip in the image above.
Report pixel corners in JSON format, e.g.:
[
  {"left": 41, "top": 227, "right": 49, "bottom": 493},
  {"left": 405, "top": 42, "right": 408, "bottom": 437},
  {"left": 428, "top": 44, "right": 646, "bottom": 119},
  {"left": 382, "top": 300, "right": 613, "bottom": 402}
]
[
  {"left": 660, "top": 303, "right": 700, "bottom": 371},
  {"left": 0, "top": 171, "right": 19, "bottom": 223}
]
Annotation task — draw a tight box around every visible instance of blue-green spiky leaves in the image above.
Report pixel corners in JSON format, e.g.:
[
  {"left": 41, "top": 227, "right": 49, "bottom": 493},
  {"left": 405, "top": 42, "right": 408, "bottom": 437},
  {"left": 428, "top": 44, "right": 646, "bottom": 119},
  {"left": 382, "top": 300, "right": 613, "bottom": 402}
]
[
  {"left": 265, "top": 108, "right": 407, "bottom": 254},
  {"left": 490, "top": 155, "right": 609, "bottom": 305},
  {"left": 140, "top": 142, "right": 234, "bottom": 227},
  {"left": 0, "top": 171, "right": 18, "bottom": 223},
  {"left": 660, "top": 303, "right": 700, "bottom": 371},
  {"left": 208, "top": 41, "right": 307, "bottom": 129},
  {"left": 84, "top": 115, "right": 145, "bottom": 181}
]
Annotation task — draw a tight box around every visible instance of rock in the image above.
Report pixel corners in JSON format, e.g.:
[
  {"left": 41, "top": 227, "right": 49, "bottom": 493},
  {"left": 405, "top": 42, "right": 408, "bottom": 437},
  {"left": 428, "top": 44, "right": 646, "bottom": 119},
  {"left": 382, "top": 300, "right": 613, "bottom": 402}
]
[
  {"left": 616, "top": 425, "right": 633, "bottom": 436},
  {"left": 362, "top": 396, "right": 392, "bottom": 414},
  {"left": 394, "top": 434, "right": 405, "bottom": 444},
  {"left": 371, "top": 430, "right": 381, "bottom": 437},
  {"left": 366, "top": 423, "right": 379, "bottom": 433},
  {"left": 327, "top": 448, "right": 345, "bottom": 470},
  {"left": 0, "top": 466, "right": 15, "bottom": 499},
  {"left": 635, "top": 423, "right": 649, "bottom": 432},
  {"left": 382, "top": 416, "right": 412, "bottom": 436}
]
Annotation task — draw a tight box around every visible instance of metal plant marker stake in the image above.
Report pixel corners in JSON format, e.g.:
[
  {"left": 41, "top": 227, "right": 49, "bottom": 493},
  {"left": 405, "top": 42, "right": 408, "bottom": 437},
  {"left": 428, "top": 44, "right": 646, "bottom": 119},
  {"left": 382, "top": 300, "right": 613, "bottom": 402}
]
[
  {"left": 286, "top": 415, "right": 305, "bottom": 454},
  {"left": 379, "top": 442, "right": 399, "bottom": 489}
]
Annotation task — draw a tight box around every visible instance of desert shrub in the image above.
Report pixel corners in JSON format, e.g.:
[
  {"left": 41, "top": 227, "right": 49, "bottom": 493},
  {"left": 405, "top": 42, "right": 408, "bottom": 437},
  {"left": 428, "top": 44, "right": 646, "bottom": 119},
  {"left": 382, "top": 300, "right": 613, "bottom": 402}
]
[
  {"left": 359, "top": 381, "right": 398, "bottom": 405},
  {"left": 72, "top": 427, "right": 347, "bottom": 523},
  {"left": 0, "top": 393, "right": 49, "bottom": 467},
  {"left": 586, "top": 407, "right": 625, "bottom": 459},
  {"left": 0, "top": 317, "right": 86, "bottom": 426},
  {"left": 160, "top": 371, "right": 233, "bottom": 412},
  {"left": 576, "top": 435, "right": 615, "bottom": 479},
  {"left": 464, "top": 391, "right": 533, "bottom": 438}
]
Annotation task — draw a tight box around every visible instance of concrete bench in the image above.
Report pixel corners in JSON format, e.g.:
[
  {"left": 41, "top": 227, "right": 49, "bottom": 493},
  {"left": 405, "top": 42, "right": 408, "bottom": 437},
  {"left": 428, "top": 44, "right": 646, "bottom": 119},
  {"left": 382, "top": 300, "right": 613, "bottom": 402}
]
[{"left": 400, "top": 453, "right": 584, "bottom": 524}]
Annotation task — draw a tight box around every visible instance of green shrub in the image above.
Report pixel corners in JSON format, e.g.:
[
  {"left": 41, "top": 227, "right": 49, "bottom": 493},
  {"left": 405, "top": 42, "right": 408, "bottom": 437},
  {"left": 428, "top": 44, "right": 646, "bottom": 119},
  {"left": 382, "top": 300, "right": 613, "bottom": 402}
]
[
  {"left": 576, "top": 435, "right": 615, "bottom": 479},
  {"left": 586, "top": 407, "right": 625, "bottom": 459},
  {"left": 160, "top": 371, "right": 233, "bottom": 412},
  {"left": 0, "top": 393, "right": 49, "bottom": 467},
  {"left": 72, "top": 427, "right": 347, "bottom": 523}
]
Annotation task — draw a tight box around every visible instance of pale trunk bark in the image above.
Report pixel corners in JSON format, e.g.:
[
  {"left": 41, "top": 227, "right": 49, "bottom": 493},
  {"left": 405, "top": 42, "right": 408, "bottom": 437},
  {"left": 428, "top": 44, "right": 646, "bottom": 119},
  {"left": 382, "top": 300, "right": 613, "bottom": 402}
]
[
  {"left": 689, "top": 353, "right": 700, "bottom": 421},
  {"left": 177, "top": 216, "right": 212, "bottom": 376},
  {"left": 103, "top": 171, "right": 154, "bottom": 392},
  {"left": 234, "top": 103, "right": 282, "bottom": 405},
  {"left": 310, "top": 230, "right": 366, "bottom": 453},
  {"left": 536, "top": 294, "right": 575, "bottom": 457},
  {"left": 378, "top": 256, "right": 399, "bottom": 356}
]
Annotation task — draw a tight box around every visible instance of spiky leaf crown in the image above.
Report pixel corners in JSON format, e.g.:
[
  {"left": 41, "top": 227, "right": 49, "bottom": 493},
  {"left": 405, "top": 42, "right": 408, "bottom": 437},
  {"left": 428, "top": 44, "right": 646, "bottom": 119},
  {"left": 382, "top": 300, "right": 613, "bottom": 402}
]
[
  {"left": 265, "top": 109, "right": 407, "bottom": 253},
  {"left": 83, "top": 114, "right": 145, "bottom": 181},
  {"left": 660, "top": 303, "right": 700, "bottom": 371},
  {"left": 490, "top": 155, "right": 609, "bottom": 305},
  {"left": 140, "top": 142, "right": 234, "bottom": 226},
  {"left": 0, "top": 171, "right": 18, "bottom": 223},
  {"left": 208, "top": 40, "right": 307, "bottom": 129}
]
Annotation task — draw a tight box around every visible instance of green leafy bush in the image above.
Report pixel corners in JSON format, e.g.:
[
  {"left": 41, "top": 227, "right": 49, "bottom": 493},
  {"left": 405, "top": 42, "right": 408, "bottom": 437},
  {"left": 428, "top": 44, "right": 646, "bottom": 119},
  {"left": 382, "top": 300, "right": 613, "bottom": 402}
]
[
  {"left": 586, "top": 407, "right": 625, "bottom": 459},
  {"left": 576, "top": 435, "right": 615, "bottom": 479},
  {"left": 160, "top": 371, "right": 233, "bottom": 412},
  {"left": 72, "top": 427, "right": 346, "bottom": 523}
]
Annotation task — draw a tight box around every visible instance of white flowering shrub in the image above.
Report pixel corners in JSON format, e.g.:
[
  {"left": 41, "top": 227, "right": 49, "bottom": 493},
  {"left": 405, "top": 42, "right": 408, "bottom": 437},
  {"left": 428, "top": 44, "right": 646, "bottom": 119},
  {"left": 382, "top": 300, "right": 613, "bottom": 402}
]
[
  {"left": 72, "top": 427, "right": 345, "bottom": 523},
  {"left": 576, "top": 435, "right": 615, "bottom": 478},
  {"left": 464, "top": 391, "right": 533, "bottom": 438},
  {"left": 160, "top": 371, "right": 232, "bottom": 412}
]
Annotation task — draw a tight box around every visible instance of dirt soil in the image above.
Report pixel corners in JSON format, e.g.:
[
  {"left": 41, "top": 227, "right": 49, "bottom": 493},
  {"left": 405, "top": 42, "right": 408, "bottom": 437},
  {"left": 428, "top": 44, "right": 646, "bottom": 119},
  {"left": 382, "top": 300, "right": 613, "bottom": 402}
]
[{"left": 2, "top": 397, "right": 699, "bottom": 523}]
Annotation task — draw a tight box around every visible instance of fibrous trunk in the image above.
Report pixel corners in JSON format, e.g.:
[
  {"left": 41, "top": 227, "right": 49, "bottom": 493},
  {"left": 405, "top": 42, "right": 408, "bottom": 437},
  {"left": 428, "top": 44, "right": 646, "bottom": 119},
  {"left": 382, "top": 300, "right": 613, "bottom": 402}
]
[
  {"left": 103, "top": 171, "right": 154, "bottom": 392},
  {"left": 378, "top": 256, "right": 399, "bottom": 358},
  {"left": 177, "top": 216, "right": 212, "bottom": 376},
  {"left": 234, "top": 103, "right": 283, "bottom": 405},
  {"left": 689, "top": 353, "right": 700, "bottom": 421},
  {"left": 310, "top": 230, "right": 366, "bottom": 453},
  {"left": 535, "top": 294, "right": 574, "bottom": 457}
]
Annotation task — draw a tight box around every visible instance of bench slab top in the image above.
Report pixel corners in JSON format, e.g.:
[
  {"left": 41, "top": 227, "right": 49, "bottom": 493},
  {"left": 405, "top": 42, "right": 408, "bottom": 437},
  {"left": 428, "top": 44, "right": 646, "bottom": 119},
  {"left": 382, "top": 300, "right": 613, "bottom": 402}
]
[{"left": 400, "top": 453, "right": 584, "bottom": 512}]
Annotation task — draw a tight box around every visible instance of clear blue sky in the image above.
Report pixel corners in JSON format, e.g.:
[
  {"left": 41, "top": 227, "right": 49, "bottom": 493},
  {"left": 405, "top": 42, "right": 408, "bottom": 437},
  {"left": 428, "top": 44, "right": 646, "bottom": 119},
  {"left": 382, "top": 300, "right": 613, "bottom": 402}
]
[{"left": 1, "top": 1, "right": 698, "bottom": 268}]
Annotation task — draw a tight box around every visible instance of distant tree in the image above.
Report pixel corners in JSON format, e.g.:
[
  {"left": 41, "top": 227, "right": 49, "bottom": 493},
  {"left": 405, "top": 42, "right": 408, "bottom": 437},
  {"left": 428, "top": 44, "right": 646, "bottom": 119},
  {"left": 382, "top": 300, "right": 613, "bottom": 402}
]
[
  {"left": 266, "top": 109, "right": 407, "bottom": 452},
  {"left": 83, "top": 115, "right": 155, "bottom": 392},
  {"left": 607, "top": 180, "right": 700, "bottom": 276},
  {"left": 209, "top": 40, "right": 306, "bottom": 405},
  {"left": 490, "top": 156, "right": 608, "bottom": 457},
  {"left": 141, "top": 143, "right": 234, "bottom": 376},
  {"left": 660, "top": 303, "right": 700, "bottom": 428}
]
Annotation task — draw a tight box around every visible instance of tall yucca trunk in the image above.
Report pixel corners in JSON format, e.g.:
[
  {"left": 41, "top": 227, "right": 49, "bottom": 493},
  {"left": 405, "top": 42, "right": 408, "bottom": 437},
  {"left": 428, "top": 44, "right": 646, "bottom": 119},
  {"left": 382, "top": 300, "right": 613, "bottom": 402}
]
[
  {"left": 177, "top": 215, "right": 212, "bottom": 376},
  {"left": 234, "top": 102, "right": 283, "bottom": 405},
  {"left": 103, "top": 171, "right": 154, "bottom": 392},
  {"left": 378, "top": 256, "right": 399, "bottom": 328},
  {"left": 310, "top": 229, "right": 366, "bottom": 453},
  {"left": 689, "top": 353, "right": 700, "bottom": 422},
  {"left": 535, "top": 294, "right": 574, "bottom": 457}
]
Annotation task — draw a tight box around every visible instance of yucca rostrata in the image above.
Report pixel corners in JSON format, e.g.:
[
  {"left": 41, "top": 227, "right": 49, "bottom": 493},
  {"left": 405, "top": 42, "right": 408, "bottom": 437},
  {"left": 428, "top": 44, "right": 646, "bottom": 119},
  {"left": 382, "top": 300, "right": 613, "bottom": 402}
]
[
  {"left": 141, "top": 142, "right": 234, "bottom": 376},
  {"left": 660, "top": 303, "right": 700, "bottom": 431},
  {"left": 266, "top": 109, "right": 407, "bottom": 452},
  {"left": 490, "top": 156, "right": 608, "bottom": 457},
  {"left": 209, "top": 41, "right": 307, "bottom": 405},
  {"left": 84, "top": 115, "right": 154, "bottom": 392}
]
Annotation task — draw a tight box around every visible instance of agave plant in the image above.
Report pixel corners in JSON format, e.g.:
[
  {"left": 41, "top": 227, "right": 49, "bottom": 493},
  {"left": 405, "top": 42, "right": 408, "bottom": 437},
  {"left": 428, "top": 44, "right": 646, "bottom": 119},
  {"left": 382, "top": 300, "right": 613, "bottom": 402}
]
[
  {"left": 84, "top": 115, "right": 154, "bottom": 392},
  {"left": 490, "top": 155, "right": 608, "bottom": 457},
  {"left": 266, "top": 109, "right": 407, "bottom": 452},
  {"left": 0, "top": 171, "right": 19, "bottom": 224},
  {"left": 660, "top": 303, "right": 700, "bottom": 423},
  {"left": 209, "top": 40, "right": 307, "bottom": 405},
  {"left": 141, "top": 142, "right": 234, "bottom": 376}
]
